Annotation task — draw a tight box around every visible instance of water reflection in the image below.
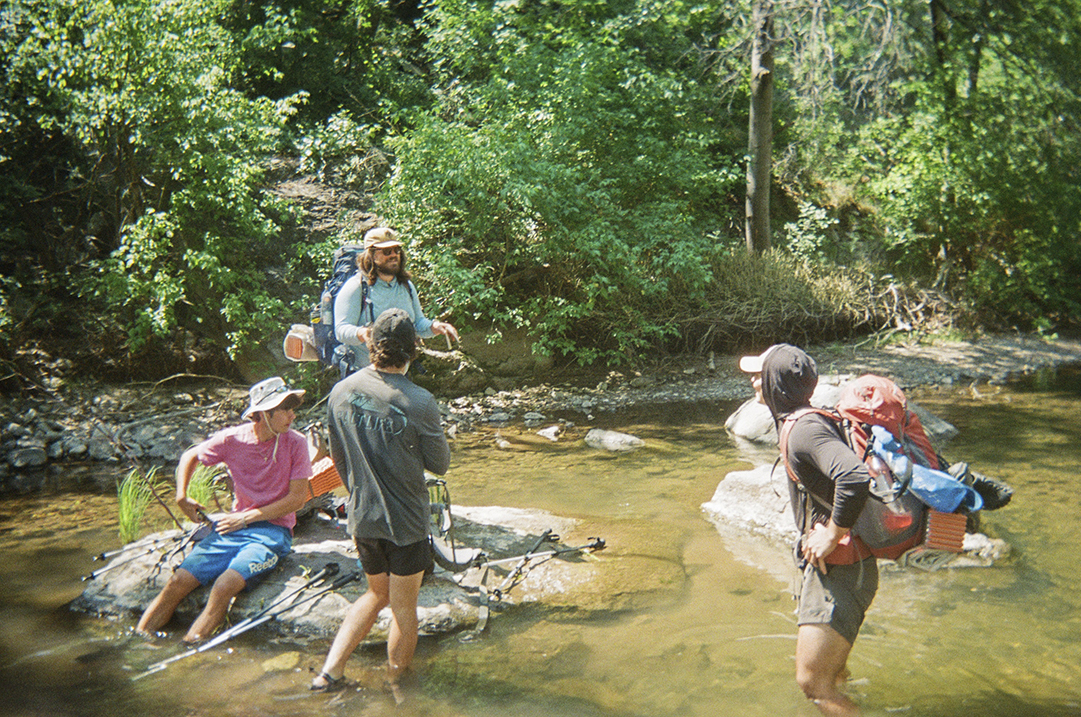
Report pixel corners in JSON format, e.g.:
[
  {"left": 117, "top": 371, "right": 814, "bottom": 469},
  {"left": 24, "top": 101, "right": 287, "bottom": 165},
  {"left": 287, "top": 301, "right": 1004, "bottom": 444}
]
[{"left": 1, "top": 374, "right": 1080, "bottom": 716}]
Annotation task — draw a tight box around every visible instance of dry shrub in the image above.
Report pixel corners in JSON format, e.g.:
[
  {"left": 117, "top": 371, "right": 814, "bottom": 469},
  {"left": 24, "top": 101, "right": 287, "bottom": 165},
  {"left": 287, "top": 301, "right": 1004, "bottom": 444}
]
[{"left": 671, "top": 251, "right": 963, "bottom": 354}]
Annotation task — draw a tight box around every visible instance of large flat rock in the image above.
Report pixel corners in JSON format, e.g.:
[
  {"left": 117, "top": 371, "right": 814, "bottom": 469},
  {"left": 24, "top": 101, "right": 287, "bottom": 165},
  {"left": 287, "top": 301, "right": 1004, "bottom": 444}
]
[{"left": 71, "top": 505, "right": 603, "bottom": 642}]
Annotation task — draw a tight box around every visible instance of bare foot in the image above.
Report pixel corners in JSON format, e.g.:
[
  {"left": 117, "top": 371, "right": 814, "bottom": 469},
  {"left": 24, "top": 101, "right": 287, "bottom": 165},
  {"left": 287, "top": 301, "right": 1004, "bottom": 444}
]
[{"left": 383, "top": 680, "right": 405, "bottom": 706}]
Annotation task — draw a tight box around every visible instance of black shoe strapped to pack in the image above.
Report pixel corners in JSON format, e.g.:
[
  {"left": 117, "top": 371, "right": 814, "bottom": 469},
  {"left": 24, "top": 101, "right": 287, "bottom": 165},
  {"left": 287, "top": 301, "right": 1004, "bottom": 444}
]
[{"left": 971, "top": 471, "right": 1014, "bottom": 511}]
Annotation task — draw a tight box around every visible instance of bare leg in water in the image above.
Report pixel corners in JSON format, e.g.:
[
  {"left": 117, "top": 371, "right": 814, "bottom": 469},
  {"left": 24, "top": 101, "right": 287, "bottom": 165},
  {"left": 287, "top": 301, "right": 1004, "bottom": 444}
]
[
  {"left": 795, "top": 623, "right": 861, "bottom": 717},
  {"left": 312, "top": 570, "right": 425, "bottom": 701}
]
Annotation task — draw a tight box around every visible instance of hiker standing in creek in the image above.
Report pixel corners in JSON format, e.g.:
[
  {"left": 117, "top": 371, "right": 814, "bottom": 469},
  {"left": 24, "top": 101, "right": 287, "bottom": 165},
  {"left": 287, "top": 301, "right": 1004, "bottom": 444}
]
[
  {"left": 333, "top": 226, "right": 458, "bottom": 374},
  {"left": 136, "top": 378, "right": 312, "bottom": 642},
  {"left": 741, "top": 344, "right": 875, "bottom": 717},
  {"left": 311, "top": 308, "right": 451, "bottom": 699}
]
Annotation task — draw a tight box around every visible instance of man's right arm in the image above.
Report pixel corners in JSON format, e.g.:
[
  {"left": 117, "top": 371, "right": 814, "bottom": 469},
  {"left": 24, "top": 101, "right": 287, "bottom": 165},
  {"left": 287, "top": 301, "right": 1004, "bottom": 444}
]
[
  {"left": 418, "top": 396, "right": 451, "bottom": 476},
  {"left": 174, "top": 445, "right": 206, "bottom": 522}
]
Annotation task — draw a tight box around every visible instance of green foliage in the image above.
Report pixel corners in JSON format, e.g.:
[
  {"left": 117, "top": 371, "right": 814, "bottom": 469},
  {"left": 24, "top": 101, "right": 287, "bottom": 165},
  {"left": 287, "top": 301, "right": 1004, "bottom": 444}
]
[
  {"left": 117, "top": 467, "right": 155, "bottom": 543},
  {"left": 844, "top": 80, "right": 1081, "bottom": 327},
  {"left": 5, "top": 0, "right": 1081, "bottom": 379},
  {"left": 296, "top": 111, "right": 384, "bottom": 188},
  {"left": 228, "top": 0, "right": 431, "bottom": 123},
  {"left": 380, "top": 0, "right": 744, "bottom": 362},
  {"left": 4, "top": 0, "right": 304, "bottom": 365},
  {"left": 783, "top": 201, "right": 839, "bottom": 262}
]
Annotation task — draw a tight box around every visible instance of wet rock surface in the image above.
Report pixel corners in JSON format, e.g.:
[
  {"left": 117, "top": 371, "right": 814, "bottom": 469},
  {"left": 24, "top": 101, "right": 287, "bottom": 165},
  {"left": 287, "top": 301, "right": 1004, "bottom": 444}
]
[{"left": 72, "top": 506, "right": 604, "bottom": 642}]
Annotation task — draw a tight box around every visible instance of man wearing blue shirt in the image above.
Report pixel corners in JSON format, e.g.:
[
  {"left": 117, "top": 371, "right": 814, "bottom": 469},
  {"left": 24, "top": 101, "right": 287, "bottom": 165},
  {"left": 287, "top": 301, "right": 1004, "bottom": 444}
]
[{"left": 333, "top": 227, "right": 458, "bottom": 373}]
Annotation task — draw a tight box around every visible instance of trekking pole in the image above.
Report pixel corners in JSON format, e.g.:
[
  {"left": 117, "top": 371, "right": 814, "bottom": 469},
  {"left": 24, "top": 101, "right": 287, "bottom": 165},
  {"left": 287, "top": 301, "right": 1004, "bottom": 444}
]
[
  {"left": 208, "top": 562, "right": 341, "bottom": 642},
  {"left": 82, "top": 541, "right": 179, "bottom": 581},
  {"left": 87, "top": 505, "right": 218, "bottom": 579},
  {"left": 92, "top": 532, "right": 193, "bottom": 562},
  {"left": 476, "top": 537, "right": 606, "bottom": 571},
  {"left": 135, "top": 565, "right": 356, "bottom": 679},
  {"left": 82, "top": 520, "right": 212, "bottom": 582},
  {"left": 487, "top": 529, "right": 554, "bottom": 601},
  {"left": 459, "top": 530, "right": 558, "bottom": 643}
]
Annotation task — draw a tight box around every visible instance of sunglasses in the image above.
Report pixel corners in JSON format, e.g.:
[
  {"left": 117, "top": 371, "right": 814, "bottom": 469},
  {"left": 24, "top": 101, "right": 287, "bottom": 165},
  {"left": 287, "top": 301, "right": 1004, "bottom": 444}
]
[{"left": 374, "top": 246, "right": 401, "bottom": 257}]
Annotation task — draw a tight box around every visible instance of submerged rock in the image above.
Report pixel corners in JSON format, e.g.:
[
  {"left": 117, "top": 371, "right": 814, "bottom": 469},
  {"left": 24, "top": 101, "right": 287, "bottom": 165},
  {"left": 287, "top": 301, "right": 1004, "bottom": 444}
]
[{"left": 584, "top": 428, "right": 644, "bottom": 452}]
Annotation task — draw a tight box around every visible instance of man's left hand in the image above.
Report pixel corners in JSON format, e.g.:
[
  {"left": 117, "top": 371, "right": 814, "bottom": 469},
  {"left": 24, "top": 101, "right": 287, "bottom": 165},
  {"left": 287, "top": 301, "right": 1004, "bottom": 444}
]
[
  {"left": 217, "top": 512, "right": 250, "bottom": 535},
  {"left": 432, "top": 321, "right": 459, "bottom": 343}
]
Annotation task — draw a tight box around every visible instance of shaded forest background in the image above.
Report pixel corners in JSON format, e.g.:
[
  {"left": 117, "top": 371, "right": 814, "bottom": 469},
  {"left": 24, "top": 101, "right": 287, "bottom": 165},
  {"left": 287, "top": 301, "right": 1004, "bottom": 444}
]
[{"left": 2, "top": 0, "right": 1080, "bottom": 390}]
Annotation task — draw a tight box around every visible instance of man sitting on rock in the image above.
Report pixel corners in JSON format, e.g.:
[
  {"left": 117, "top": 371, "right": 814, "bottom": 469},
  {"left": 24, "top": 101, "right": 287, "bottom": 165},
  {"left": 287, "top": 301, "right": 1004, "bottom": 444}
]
[{"left": 136, "top": 377, "right": 311, "bottom": 642}]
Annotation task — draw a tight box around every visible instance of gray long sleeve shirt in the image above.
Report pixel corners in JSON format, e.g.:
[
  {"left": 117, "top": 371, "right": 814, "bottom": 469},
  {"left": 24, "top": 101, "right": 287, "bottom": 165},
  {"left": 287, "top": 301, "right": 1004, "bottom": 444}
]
[{"left": 327, "top": 366, "right": 450, "bottom": 545}]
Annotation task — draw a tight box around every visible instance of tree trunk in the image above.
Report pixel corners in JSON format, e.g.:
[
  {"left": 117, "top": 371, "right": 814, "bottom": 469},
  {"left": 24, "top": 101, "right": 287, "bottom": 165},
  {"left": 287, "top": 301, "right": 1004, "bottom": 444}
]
[
  {"left": 929, "top": 0, "right": 956, "bottom": 105},
  {"left": 745, "top": 0, "right": 774, "bottom": 254}
]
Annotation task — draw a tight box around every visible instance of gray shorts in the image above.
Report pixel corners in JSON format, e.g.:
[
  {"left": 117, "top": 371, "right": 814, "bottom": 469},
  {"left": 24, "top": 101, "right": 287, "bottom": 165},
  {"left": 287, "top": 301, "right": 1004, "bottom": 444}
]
[{"left": 798, "top": 556, "right": 879, "bottom": 644}]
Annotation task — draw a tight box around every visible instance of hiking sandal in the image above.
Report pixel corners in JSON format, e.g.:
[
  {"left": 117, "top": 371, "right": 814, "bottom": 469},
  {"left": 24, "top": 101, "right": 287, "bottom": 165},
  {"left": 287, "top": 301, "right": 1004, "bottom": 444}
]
[{"left": 310, "top": 671, "right": 346, "bottom": 692}]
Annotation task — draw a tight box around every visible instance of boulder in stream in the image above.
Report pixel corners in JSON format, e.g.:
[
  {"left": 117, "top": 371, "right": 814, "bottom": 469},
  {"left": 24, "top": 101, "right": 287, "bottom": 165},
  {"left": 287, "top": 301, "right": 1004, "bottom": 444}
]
[
  {"left": 709, "top": 374, "right": 1010, "bottom": 572},
  {"left": 584, "top": 428, "right": 644, "bottom": 452},
  {"left": 70, "top": 505, "right": 602, "bottom": 642}
]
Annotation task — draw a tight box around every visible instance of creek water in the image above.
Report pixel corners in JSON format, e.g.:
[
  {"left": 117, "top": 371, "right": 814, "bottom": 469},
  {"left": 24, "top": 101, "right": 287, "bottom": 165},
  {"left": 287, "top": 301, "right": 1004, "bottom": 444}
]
[{"left": 1, "top": 370, "right": 1080, "bottom": 717}]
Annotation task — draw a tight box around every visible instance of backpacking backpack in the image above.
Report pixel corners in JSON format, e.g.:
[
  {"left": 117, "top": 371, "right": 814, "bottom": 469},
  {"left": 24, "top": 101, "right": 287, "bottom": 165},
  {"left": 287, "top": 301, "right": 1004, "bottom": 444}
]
[
  {"left": 778, "top": 377, "right": 930, "bottom": 562},
  {"left": 835, "top": 374, "right": 940, "bottom": 469},
  {"left": 311, "top": 244, "right": 372, "bottom": 368}
]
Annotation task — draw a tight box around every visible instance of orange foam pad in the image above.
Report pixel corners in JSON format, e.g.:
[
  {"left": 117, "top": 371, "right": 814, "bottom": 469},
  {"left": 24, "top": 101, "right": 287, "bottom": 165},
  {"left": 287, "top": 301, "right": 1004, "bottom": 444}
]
[
  {"left": 923, "top": 510, "right": 967, "bottom": 553},
  {"left": 308, "top": 457, "right": 343, "bottom": 498}
]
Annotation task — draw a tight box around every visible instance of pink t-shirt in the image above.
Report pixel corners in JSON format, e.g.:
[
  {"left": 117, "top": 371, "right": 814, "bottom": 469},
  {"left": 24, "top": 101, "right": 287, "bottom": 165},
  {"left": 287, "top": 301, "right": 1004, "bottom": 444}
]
[{"left": 197, "top": 423, "right": 312, "bottom": 531}]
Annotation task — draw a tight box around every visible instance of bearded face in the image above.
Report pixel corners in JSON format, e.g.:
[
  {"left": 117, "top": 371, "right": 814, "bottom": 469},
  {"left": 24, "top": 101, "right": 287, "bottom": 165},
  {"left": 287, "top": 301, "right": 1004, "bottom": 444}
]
[{"left": 372, "top": 246, "right": 401, "bottom": 276}]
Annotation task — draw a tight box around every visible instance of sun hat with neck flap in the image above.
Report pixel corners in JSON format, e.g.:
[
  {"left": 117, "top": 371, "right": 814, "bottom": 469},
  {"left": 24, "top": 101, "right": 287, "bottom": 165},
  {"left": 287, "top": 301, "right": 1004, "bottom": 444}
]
[{"left": 241, "top": 377, "right": 305, "bottom": 420}]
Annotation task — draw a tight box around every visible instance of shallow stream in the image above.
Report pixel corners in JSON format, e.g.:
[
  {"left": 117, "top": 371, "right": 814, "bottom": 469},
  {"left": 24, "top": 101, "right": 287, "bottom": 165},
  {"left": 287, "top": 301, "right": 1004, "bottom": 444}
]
[{"left": 1, "top": 369, "right": 1079, "bottom": 716}]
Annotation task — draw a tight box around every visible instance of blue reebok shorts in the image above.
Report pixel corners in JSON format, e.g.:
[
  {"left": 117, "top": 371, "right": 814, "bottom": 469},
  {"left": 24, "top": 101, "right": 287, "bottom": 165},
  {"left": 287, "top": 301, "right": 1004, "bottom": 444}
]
[{"left": 179, "top": 522, "right": 292, "bottom": 586}]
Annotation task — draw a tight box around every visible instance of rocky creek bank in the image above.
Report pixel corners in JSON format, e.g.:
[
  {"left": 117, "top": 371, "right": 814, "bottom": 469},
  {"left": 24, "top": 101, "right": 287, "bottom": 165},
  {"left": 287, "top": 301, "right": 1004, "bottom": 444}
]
[{"left": 2, "top": 333, "right": 1080, "bottom": 492}]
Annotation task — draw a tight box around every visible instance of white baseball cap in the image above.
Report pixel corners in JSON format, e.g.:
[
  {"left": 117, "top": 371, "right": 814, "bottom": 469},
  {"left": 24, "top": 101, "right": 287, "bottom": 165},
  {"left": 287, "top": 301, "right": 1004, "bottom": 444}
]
[{"left": 738, "top": 345, "right": 780, "bottom": 373}]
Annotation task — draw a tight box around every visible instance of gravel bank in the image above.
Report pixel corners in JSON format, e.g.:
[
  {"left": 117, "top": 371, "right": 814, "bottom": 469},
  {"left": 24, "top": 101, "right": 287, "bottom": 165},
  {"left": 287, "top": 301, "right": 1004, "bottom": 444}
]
[{"left": 2, "top": 334, "right": 1080, "bottom": 488}]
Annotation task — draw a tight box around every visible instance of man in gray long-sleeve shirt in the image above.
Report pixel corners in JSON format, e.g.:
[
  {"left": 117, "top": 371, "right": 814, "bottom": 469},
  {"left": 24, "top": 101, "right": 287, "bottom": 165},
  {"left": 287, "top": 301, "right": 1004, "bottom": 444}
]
[
  {"left": 334, "top": 226, "right": 458, "bottom": 374},
  {"left": 741, "top": 343, "right": 874, "bottom": 717},
  {"left": 312, "top": 308, "right": 450, "bottom": 698}
]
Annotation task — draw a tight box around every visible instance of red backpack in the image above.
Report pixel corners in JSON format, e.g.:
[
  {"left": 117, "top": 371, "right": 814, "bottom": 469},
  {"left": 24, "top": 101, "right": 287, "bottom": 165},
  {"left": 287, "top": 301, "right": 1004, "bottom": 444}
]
[
  {"left": 779, "top": 375, "right": 929, "bottom": 562},
  {"left": 835, "top": 374, "right": 940, "bottom": 470}
]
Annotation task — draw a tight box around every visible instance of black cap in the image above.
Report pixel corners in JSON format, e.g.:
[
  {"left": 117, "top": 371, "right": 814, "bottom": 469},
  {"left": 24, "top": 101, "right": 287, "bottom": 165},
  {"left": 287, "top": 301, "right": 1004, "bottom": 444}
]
[
  {"left": 760, "top": 343, "right": 818, "bottom": 419},
  {"left": 371, "top": 308, "right": 416, "bottom": 350}
]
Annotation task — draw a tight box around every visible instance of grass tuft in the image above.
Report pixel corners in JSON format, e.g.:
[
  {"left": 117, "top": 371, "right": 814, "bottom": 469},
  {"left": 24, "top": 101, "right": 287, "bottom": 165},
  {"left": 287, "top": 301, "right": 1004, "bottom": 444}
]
[{"left": 117, "top": 468, "right": 156, "bottom": 544}]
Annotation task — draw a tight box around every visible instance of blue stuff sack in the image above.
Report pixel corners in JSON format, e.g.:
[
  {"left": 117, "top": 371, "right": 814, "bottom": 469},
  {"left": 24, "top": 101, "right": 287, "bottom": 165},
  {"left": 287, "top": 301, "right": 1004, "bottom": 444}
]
[{"left": 870, "top": 425, "right": 983, "bottom": 513}]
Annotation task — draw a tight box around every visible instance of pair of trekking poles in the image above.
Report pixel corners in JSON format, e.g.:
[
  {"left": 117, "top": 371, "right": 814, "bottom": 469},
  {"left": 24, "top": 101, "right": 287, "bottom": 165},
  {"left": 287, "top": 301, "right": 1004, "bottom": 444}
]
[
  {"left": 83, "top": 508, "right": 219, "bottom": 582},
  {"left": 134, "top": 562, "right": 359, "bottom": 680},
  {"left": 459, "top": 529, "right": 607, "bottom": 641}
]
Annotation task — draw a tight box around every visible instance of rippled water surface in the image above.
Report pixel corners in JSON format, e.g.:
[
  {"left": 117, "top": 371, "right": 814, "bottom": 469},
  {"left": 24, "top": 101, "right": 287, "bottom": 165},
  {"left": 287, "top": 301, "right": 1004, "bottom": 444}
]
[{"left": 1, "top": 370, "right": 1080, "bottom": 716}]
